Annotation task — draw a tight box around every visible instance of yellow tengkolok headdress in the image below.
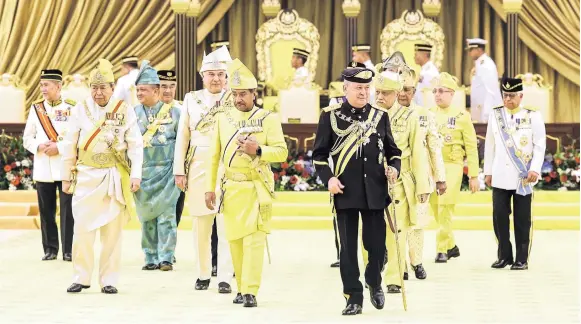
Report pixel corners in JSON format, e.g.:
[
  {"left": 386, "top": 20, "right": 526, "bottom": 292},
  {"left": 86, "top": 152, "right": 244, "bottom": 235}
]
[
  {"left": 227, "top": 59, "right": 257, "bottom": 89},
  {"left": 89, "top": 59, "right": 115, "bottom": 85}
]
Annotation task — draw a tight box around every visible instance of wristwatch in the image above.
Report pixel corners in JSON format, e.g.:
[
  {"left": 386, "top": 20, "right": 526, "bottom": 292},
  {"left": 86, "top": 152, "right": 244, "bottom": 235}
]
[{"left": 256, "top": 146, "right": 262, "bottom": 156}]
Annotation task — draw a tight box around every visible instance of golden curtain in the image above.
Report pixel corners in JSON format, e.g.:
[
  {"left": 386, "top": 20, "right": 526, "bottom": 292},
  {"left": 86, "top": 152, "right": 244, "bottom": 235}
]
[
  {"left": 0, "top": 0, "right": 174, "bottom": 112},
  {"left": 487, "top": 0, "right": 580, "bottom": 85}
]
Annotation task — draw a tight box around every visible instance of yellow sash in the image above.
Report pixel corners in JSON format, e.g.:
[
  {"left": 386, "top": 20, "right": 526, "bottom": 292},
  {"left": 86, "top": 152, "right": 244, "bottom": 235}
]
[
  {"left": 142, "top": 103, "right": 172, "bottom": 147},
  {"left": 334, "top": 109, "right": 383, "bottom": 177},
  {"left": 74, "top": 100, "right": 137, "bottom": 219}
]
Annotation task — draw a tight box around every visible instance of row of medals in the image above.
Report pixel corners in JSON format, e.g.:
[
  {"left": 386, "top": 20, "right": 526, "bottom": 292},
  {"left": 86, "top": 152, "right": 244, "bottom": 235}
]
[{"left": 147, "top": 112, "right": 172, "bottom": 145}]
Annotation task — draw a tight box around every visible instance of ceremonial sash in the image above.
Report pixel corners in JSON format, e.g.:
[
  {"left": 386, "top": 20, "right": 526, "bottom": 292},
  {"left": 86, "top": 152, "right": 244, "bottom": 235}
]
[
  {"left": 333, "top": 109, "right": 383, "bottom": 177},
  {"left": 76, "top": 100, "right": 137, "bottom": 218},
  {"left": 222, "top": 109, "right": 262, "bottom": 166},
  {"left": 494, "top": 108, "right": 532, "bottom": 196},
  {"left": 33, "top": 102, "right": 59, "bottom": 142},
  {"left": 142, "top": 103, "right": 172, "bottom": 146}
]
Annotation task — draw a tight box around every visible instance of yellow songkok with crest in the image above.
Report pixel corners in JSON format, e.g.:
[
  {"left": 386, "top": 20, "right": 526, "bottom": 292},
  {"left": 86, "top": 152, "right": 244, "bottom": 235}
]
[
  {"left": 89, "top": 59, "right": 115, "bottom": 85},
  {"left": 374, "top": 70, "right": 402, "bottom": 91},
  {"left": 431, "top": 72, "right": 458, "bottom": 91},
  {"left": 227, "top": 59, "right": 258, "bottom": 89},
  {"left": 402, "top": 70, "right": 417, "bottom": 87}
]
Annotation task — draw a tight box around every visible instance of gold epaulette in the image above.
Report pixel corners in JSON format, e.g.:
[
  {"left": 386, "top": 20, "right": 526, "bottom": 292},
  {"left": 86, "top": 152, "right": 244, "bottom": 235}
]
[
  {"left": 33, "top": 98, "right": 44, "bottom": 104},
  {"left": 65, "top": 99, "right": 77, "bottom": 106},
  {"left": 523, "top": 105, "right": 538, "bottom": 112},
  {"left": 493, "top": 105, "right": 504, "bottom": 110},
  {"left": 371, "top": 103, "right": 388, "bottom": 113},
  {"left": 322, "top": 103, "right": 341, "bottom": 112}
]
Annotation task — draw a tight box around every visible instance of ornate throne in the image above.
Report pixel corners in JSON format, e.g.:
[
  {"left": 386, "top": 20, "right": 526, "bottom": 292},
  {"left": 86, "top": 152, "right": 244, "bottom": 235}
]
[
  {"left": 0, "top": 73, "right": 27, "bottom": 122},
  {"left": 255, "top": 9, "right": 320, "bottom": 116},
  {"left": 62, "top": 74, "right": 90, "bottom": 104},
  {"left": 380, "top": 10, "right": 466, "bottom": 109},
  {"left": 515, "top": 72, "right": 554, "bottom": 123}
]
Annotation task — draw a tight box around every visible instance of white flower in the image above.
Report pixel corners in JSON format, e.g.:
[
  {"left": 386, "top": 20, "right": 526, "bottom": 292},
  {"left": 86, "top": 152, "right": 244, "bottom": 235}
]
[
  {"left": 294, "top": 185, "right": 301, "bottom": 191},
  {"left": 307, "top": 150, "right": 313, "bottom": 157},
  {"left": 6, "top": 173, "right": 14, "bottom": 181},
  {"left": 558, "top": 186, "right": 568, "bottom": 191},
  {"left": 8, "top": 184, "right": 16, "bottom": 191},
  {"left": 316, "top": 177, "right": 323, "bottom": 185},
  {"left": 281, "top": 175, "right": 290, "bottom": 186},
  {"left": 25, "top": 184, "right": 33, "bottom": 190},
  {"left": 15, "top": 161, "right": 20, "bottom": 167},
  {"left": 21, "top": 160, "right": 30, "bottom": 167}
]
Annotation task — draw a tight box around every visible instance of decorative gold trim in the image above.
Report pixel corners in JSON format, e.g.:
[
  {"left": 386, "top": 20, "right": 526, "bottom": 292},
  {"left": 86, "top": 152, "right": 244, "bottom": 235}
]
[
  {"left": 62, "top": 74, "right": 89, "bottom": 88},
  {"left": 502, "top": 0, "right": 523, "bottom": 13},
  {"left": 546, "top": 135, "right": 561, "bottom": 154},
  {"left": 380, "top": 10, "right": 445, "bottom": 70},
  {"left": 255, "top": 9, "right": 320, "bottom": 83},
  {"left": 303, "top": 133, "right": 316, "bottom": 149},
  {"left": 186, "top": 0, "right": 201, "bottom": 17},
  {"left": 515, "top": 73, "right": 554, "bottom": 90},
  {"left": 476, "top": 134, "right": 486, "bottom": 141},
  {"left": 170, "top": 0, "right": 190, "bottom": 14},
  {"left": 284, "top": 134, "right": 299, "bottom": 148},
  {"left": 342, "top": 0, "right": 361, "bottom": 17},
  {"left": 0, "top": 73, "right": 28, "bottom": 90}
]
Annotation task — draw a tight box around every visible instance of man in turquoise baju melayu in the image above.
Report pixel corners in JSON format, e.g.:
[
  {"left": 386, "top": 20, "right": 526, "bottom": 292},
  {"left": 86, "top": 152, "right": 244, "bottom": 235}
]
[{"left": 133, "top": 61, "right": 181, "bottom": 271}]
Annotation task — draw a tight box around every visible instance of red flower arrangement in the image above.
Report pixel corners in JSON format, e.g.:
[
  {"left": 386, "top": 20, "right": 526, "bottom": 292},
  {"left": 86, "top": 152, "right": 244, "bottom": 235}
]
[{"left": 0, "top": 134, "right": 35, "bottom": 190}]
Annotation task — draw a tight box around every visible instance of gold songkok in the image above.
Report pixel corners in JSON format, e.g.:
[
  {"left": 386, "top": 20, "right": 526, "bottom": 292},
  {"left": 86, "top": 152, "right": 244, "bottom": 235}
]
[
  {"left": 227, "top": 59, "right": 258, "bottom": 89},
  {"left": 431, "top": 72, "right": 458, "bottom": 91},
  {"left": 89, "top": 59, "right": 115, "bottom": 85}
]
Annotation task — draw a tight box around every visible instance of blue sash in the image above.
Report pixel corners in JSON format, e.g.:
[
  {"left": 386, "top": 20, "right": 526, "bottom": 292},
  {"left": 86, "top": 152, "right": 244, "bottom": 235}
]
[{"left": 494, "top": 108, "right": 532, "bottom": 196}]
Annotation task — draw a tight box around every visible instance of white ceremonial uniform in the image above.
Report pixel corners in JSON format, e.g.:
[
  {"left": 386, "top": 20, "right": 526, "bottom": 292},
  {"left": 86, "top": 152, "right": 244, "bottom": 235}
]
[
  {"left": 174, "top": 89, "right": 234, "bottom": 283},
  {"left": 414, "top": 61, "right": 439, "bottom": 107},
  {"left": 293, "top": 66, "right": 309, "bottom": 84},
  {"left": 23, "top": 99, "right": 75, "bottom": 182},
  {"left": 484, "top": 105, "right": 546, "bottom": 189},
  {"left": 471, "top": 54, "right": 502, "bottom": 123},
  {"left": 112, "top": 69, "right": 139, "bottom": 106},
  {"left": 61, "top": 97, "right": 143, "bottom": 288}
]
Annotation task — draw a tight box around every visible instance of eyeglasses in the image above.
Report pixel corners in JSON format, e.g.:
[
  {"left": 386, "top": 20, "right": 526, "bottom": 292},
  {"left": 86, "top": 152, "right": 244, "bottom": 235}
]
[
  {"left": 502, "top": 93, "right": 519, "bottom": 99},
  {"left": 432, "top": 88, "right": 453, "bottom": 94}
]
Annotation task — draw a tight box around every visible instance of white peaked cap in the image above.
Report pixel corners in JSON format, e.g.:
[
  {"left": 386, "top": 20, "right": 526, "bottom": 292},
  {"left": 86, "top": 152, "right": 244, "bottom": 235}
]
[
  {"left": 466, "top": 38, "right": 487, "bottom": 45},
  {"left": 200, "top": 45, "right": 232, "bottom": 73}
]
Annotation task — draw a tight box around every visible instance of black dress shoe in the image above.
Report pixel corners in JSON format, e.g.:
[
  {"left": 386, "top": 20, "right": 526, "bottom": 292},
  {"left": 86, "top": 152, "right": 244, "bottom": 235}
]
[
  {"left": 330, "top": 260, "right": 340, "bottom": 268},
  {"left": 195, "top": 278, "right": 210, "bottom": 290},
  {"left": 101, "top": 286, "right": 118, "bottom": 294},
  {"left": 342, "top": 303, "right": 362, "bottom": 315},
  {"left": 218, "top": 282, "right": 232, "bottom": 294},
  {"left": 447, "top": 245, "right": 460, "bottom": 259},
  {"left": 403, "top": 272, "right": 408, "bottom": 280},
  {"left": 435, "top": 253, "right": 448, "bottom": 263},
  {"left": 386, "top": 284, "right": 401, "bottom": 294},
  {"left": 491, "top": 259, "right": 514, "bottom": 269},
  {"left": 159, "top": 261, "right": 173, "bottom": 271},
  {"left": 142, "top": 263, "right": 159, "bottom": 270},
  {"left": 63, "top": 253, "right": 72, "bottom": 262},
  {"left": 243, "top": 294, "right": 257, "bottom": 307},
  {"left": 412, "top": 264, "right": 427, "bottom": 279},
  {"left": 67, "top": 283, "right": 90, "bottom": 293},
  {"left": 211, "top": 265, "right": 218, "bottom": 277},
  {"left": 233, "top": 293, "right": 244, "bottom": 304},
  {"left": 42, "top": 252, "right": 57, "bottom": 261},
  {"left": 368, "top": 285, "right": 385, "bottom": 309},
  {"left": 510, "top": 261, "right": 528, "bottom": 270}
]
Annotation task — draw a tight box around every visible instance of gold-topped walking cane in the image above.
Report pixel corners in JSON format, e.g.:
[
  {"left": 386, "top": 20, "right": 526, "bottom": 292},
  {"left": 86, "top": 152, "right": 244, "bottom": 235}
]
[{"left": 385, "top": 167, "right": 408, "bottom": 311}]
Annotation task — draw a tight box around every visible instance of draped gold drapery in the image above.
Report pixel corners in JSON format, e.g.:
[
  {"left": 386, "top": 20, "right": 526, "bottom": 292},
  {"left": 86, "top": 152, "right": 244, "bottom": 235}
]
[
  {"left": 0, "top": 0, "right": 174, "bottom": 112},
  {"left": 2, "top": 0, "right": 578, "bottom": 121},
  {"left": 487, "top": 0, "right": 580, "bottom": 85}
]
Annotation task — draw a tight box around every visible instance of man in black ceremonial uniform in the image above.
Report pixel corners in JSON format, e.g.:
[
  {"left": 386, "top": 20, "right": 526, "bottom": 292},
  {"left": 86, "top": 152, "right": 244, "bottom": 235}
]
[{"left": 313, "top": 62, "right": 402, "bottom": 316}]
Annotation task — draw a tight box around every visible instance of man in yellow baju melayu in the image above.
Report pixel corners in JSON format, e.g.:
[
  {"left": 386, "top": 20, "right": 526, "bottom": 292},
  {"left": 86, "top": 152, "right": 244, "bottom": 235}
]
[
  {"left": 204, "top": 59, "right": 288, "bottom": 307},
  {"left": 373, "top": 70, "right": 431, "bottom": 294},
  {"left": 430, "top": 72, "right": 479, "bottom": 263}
]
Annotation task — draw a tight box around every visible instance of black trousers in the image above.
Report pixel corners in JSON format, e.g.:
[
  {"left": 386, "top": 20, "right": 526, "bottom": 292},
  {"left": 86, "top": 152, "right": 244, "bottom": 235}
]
[
  {"left": 333, "top": 216, "right": 340, "bottom": 260},
  {"left": 492, "top": 187, "right": 532, "bottom": 263},
  {"left": 211, "top": 218, "right": 218, "bottom": 267},
  {"left": 176, "top": 191, "right": 186, "bottom": 226},
  {"left": 36, "top": 181, "right": 73, "bottom": 255},
  {"left": 336, "top": 209, "right": 386, "bottom": 304}
]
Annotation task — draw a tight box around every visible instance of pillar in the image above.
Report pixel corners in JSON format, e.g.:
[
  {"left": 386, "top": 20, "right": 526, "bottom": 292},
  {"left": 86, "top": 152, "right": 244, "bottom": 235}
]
[
  {"left": 171, "top": 0, "right": 201, "bottom": 99},
  {"left": 422, "top": 0, "right": 442, "bottom": 24},
  {"left": 503, "top": 0, "right": 523, "bottom": 77},
  {"left": 342, "top": 0, "right": 361, "bottom": 64}
]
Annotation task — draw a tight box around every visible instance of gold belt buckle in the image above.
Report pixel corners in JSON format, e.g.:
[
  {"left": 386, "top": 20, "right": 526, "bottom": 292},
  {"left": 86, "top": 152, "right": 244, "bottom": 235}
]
[{"left": 92, "top": 153, "right": 113, "bottom": 167}]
